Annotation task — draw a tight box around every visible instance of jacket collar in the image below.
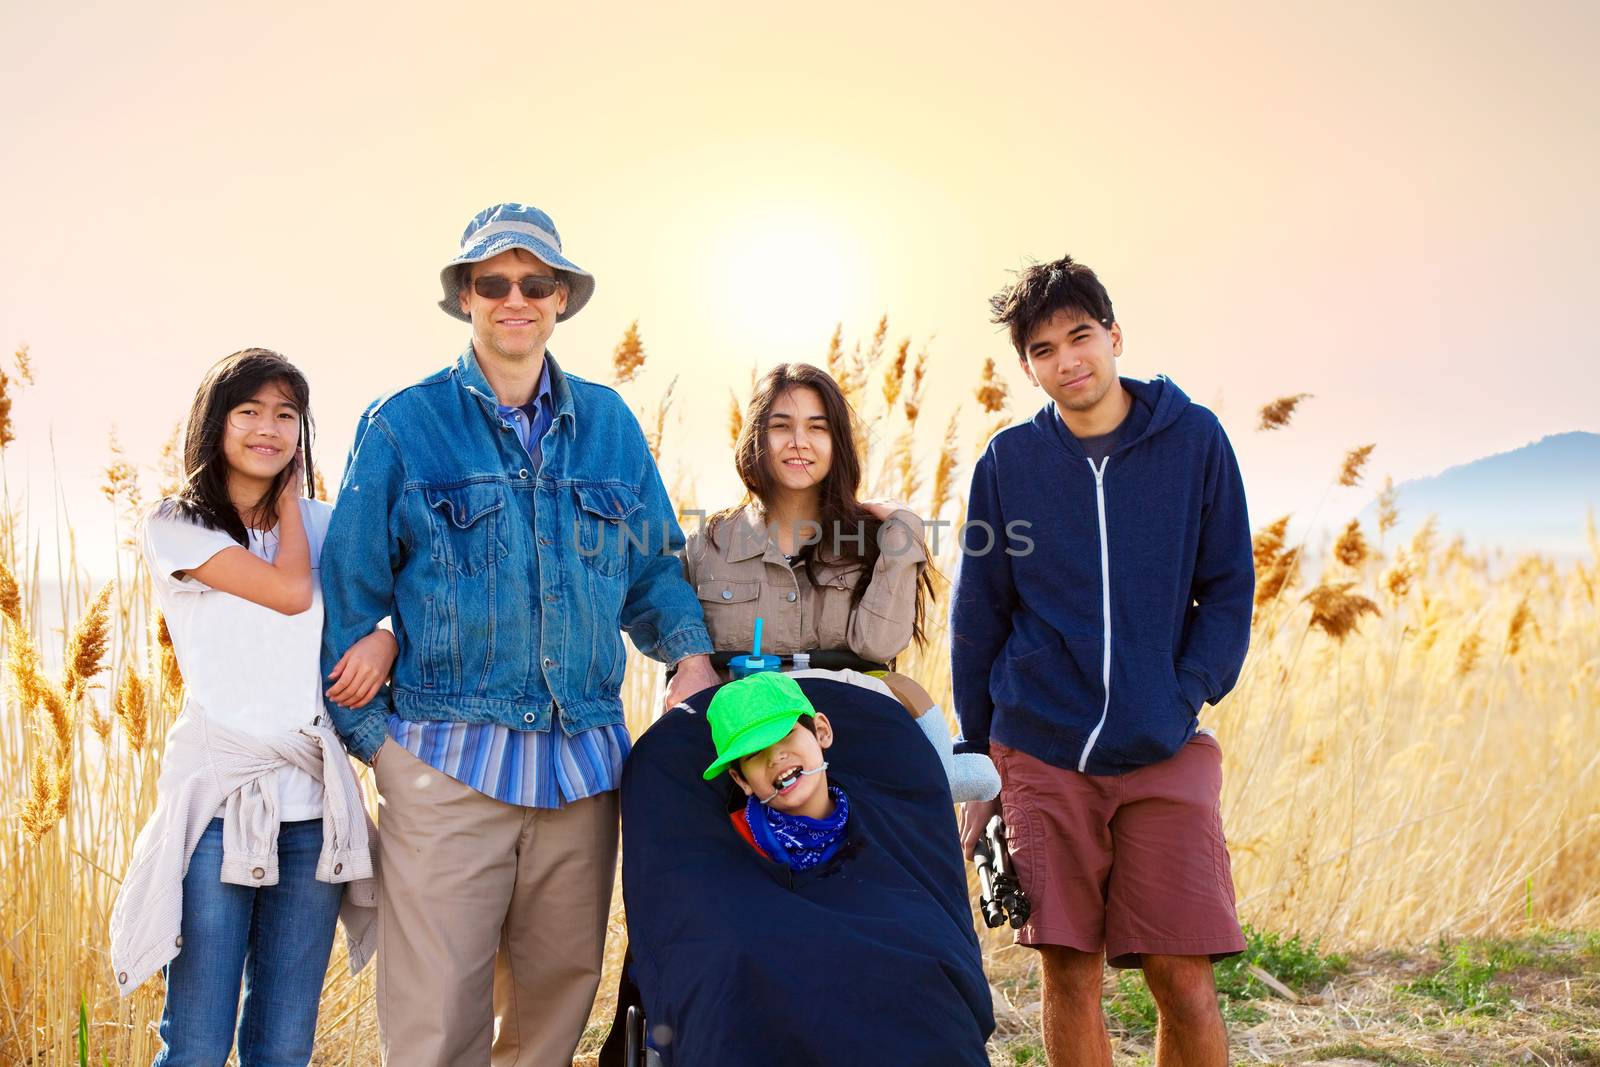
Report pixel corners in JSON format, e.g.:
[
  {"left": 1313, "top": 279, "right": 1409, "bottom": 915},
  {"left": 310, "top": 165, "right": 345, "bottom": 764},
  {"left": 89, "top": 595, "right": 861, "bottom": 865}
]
[
  {"left": 715, "top": 505, "right": 854, "bottom": 567},
  {"left": 455, "top": 346, "right": 579, "bottom": 435},
  {"left": 718, "top": 504, "right": 787, "bottom": 564}
]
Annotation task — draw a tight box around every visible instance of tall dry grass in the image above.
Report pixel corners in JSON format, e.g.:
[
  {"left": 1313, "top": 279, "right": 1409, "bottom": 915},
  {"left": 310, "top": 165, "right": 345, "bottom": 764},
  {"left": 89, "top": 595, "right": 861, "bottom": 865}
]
[{"left": 2, "top": 337, "right": 1596, "bottom": 1063}]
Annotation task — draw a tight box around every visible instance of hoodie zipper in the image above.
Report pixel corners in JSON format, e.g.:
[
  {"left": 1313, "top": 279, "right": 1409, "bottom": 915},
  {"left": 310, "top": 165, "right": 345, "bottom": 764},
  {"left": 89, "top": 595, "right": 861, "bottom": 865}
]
[{"left": 1078, "top": 456, "right": 1113, "bottom": 772}]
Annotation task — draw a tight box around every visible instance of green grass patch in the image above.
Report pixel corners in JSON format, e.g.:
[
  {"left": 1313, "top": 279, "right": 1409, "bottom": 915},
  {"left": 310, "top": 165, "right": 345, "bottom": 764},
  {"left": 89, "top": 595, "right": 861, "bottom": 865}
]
[
  {"left": 1107, "top": 924, "right": 1347, "bottom": 1035},
  {"left": 1004, "top": 1042, "right": 1045, "bottom": 1065},
  {"left": 1304, "top": 1039, "right": 1440, "bottom": 1065},
  {"left": 1400, "top": 938, "right": 1514, "bottom": 1016},
  {"left": 1106, "top": 967, "right": 1160, "bottom": 1036},
  {"left": 1565, "top": 1037, "right": 1600, "bottom": 1065},
  {"left": 1216, "top": 924, "right": 1349, "bottom": 1000},
  {"left": 1398, "top": 931, "right": 1594, "bottom": 1017}
]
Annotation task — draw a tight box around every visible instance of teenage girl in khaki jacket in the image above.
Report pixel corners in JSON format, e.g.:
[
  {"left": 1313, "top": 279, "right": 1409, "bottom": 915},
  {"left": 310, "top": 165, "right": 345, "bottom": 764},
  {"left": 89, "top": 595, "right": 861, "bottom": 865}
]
[{"left": 684, "top": 363, "right": 934, "bottom": 675}]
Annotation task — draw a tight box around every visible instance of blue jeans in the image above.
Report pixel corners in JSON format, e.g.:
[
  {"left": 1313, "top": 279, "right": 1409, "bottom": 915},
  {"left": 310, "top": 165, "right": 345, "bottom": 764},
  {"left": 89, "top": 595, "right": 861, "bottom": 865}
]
[{"left": 152, "top": 818, "right": 343, "bottom": 1067}]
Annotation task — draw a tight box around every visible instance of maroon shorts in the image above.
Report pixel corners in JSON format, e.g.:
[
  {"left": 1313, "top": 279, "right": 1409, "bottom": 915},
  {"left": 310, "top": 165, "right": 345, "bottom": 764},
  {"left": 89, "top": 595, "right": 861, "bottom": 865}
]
[{"left": 993, "top": 734, "right": 1245, "bottom": 968}]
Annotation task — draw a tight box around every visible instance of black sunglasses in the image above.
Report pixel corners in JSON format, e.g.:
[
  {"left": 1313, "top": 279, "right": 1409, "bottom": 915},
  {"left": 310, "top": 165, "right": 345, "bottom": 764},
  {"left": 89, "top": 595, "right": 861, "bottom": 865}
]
[{"left": 471, "top": 274, "right": 564, "bottom": 301}]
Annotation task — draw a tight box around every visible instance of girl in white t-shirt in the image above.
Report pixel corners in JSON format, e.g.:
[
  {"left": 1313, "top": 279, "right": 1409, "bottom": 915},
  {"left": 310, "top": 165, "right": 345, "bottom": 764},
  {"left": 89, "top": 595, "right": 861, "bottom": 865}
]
[{"left": 132, "top": 348, "right": 395, "bottom": 1066}]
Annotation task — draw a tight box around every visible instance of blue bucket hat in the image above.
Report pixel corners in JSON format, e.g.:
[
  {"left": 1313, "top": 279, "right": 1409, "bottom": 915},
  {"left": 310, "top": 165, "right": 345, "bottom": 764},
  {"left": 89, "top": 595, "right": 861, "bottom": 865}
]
[{"left": 439, "top": 203, "right": 596, "bottom": 323}]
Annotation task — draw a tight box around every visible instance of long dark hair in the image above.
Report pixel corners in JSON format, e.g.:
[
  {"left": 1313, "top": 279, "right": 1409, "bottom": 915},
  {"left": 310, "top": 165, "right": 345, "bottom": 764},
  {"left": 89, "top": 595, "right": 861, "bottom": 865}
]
[
  {"left": 163, "top": 348, "right": 314, "bottom": 546},
  {"left": 711, "top": 362, "right": 933, "bottom": 648}
]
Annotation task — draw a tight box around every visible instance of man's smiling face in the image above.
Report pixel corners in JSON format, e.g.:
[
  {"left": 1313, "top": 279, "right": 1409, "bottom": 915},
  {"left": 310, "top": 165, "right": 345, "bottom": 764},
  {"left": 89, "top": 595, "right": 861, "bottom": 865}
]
[
  {"left": 458, "top": 248, "right": 568, "bottom": 366},
  {"left": 1020, "top": 308, "right": 1124, "bottom": 416}
]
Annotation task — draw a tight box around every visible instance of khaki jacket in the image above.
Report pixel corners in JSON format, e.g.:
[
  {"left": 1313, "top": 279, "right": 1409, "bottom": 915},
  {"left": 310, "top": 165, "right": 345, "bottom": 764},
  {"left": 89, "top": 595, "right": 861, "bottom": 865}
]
[{"left": 683, "top": 504, "right": 927, "bottom": 667}]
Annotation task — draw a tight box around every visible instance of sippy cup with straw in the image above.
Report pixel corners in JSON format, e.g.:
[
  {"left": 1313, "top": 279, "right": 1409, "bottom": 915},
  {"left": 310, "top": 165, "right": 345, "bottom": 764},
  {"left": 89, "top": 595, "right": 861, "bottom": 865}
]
[{"left": 728, "top": 618, "right": 783, "bottom": 679}]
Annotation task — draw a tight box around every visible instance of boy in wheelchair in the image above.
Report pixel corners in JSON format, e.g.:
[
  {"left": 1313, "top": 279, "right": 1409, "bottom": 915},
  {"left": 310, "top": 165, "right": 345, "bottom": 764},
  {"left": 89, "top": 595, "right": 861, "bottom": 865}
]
[
  {"left": 611, "top": 669, "right": 998, "bottom": 1066},
  {"left": 706, "top": 673, "right": 848, "bottom": 869}
]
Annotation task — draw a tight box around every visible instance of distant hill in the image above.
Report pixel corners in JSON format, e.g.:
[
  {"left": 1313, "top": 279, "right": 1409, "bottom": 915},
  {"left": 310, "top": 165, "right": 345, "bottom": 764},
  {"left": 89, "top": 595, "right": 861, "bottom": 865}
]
[{"left": 1360, "top": 431, "right": 1599, "bottom": 559}]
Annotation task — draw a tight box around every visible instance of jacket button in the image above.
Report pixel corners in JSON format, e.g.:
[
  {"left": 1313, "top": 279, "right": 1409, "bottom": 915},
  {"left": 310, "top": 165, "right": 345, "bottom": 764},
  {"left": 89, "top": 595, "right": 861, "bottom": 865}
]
[
  {"left": 334, "top": 863, "right": 343, "bottom": 875},
  {"left": 523, "top": 712, "right": 536, "bottom": 723},
  {"left": 251, "top": 867, "right": 264, "bottom": 879},
  {"left": 721, "top": 590, "right": 733, "bottom": 600},
  {"left": 174, "top": 935, "right": 183, "bottom": 947},
  {"left": 786, "top": 591, "right": 797, "bottom": 602},
  {"left": 519, "top": 469, "right": 530, "bottom": 479},
  {"left": 118, "top": 972, "right": 127, "bottom": 984},
  {"left": 543, "top": 657, "right": 555, "bottom": 669}
]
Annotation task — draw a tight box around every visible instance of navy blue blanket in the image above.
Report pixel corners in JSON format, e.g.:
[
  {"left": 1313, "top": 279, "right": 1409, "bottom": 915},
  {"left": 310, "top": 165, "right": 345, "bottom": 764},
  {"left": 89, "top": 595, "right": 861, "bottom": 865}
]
[{"left": 621, "top": 677, "right": 994, "bottom": 1066}]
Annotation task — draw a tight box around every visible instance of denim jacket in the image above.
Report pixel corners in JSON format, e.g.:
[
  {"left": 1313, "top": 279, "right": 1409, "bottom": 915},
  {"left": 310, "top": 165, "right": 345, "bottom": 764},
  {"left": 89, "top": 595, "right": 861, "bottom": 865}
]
[{"left": 320, "top": 349, "right": 712, "bottom": 763}]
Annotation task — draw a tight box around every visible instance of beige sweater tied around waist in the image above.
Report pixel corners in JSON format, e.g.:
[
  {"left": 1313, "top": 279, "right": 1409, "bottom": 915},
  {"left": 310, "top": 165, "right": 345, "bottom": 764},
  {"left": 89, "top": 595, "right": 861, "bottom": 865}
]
[{"left": 108, "top": 704, "right": 377, "bottom": 995}]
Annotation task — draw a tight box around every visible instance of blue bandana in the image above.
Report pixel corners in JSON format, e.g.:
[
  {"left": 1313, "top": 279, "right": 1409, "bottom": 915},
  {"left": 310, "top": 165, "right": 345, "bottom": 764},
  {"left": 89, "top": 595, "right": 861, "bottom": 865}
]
[{"left": 745, "top": 787, "right": 850, "bottom": 871}]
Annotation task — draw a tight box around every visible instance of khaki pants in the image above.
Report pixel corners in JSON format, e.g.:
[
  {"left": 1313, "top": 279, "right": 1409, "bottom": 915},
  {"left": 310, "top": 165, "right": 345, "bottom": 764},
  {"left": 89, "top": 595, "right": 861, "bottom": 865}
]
[{"left": 374, "top": 740, "right": 619, "bottom": 1066}]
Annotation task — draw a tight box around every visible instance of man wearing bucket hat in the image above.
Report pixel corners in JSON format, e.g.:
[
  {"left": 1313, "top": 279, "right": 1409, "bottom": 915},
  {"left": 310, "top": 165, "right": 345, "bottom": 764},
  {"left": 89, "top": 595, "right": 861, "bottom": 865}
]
[{"left": 320, "top": 203, "right": 719, "bottom": 1065}]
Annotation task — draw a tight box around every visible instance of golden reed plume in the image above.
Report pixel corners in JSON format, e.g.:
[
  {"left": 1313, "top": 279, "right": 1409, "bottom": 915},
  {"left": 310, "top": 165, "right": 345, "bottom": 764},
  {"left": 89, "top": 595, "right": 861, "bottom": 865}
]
[
  {"left": 0, "top": 367, "right": 13, "bottom": 450},
  {"left": 115, "top": 668, "right": 151, "bottom": 753},
  {"left": 101, "top": 430, "right": 139, "bottom": 506},
  {"left": 1376, "top": 476, "right": 1399, "bottom": 537},
  {"left": 1337, "top": 444, "right": 1376, "bottom": 488},
  {"left": 1333, "top": 520, "right": 1371, "bottom": 570},
  {"left": 975, "top": 357, "right": 1009, "bottom": 415},
  {"left": 0, "top": 557, "right": 20, "bottom": 625},
  {"left": 1258, "top": 393, "right": 1312, "bottom": 431},
  {"left": 64, "top": 583, "right": 113, "bottom": 703},
  {"left": 645, "top": 376, "right": 677, "bottom": 461},
  {"left": 726, "top": 391, "right": 744, "bottom": 448},
  {"left": 157, "top": 423, "right": 183, "bottom": 499},
  {"left": 928, "top": 413, "right": 960, "bottom": 522},
  {"left": 1456, "top": 630, "right": 1484, "bottom": 678},
  {"left": 1382, "top": 549, "right": 1414, "bottom": 602},
  {"left": 903, "top": 347, "right": 927, "bottom": 424},
  {"left": 1254, "top": 548, "right": 1302, "bottom": 615},
  {"left": 2, "top": 558, "right": 100, "bottom": 840},
  {"left": 612, "top": 320, "right": 646, "bottom": 385},
  {"left": 895, "top": 426, "right": 920, "bottom": 505},
  {"left": 826, "top": 323, "right": 873, "bottom": 412},
  {"left": 1303, "top": 581, "right": 1380, "bottom": 641},
  {"left": 882, "top": 339, "right": 909, "bottom": 410},
  {"left": 156, "top": 611, "right": 184, "bottom": 696},
  {"left": 1506, "top": 597, "right": 1538, "bottom": 659},
  {"left": 19, "top": 749, "right": 54, "bottom": 840},
  {"left": 1252, "top": 515, "right": 1291, "bottom": 574},
  {"left": 13, "top": 343, "right": 34, "bottom": 386}
]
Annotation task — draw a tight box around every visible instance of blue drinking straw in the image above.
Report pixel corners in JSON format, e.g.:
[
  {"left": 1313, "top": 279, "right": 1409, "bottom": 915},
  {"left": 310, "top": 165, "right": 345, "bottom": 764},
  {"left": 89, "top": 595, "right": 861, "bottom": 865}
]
[{"left": 730, "top": 617, "right": 782, "bottom": 678}]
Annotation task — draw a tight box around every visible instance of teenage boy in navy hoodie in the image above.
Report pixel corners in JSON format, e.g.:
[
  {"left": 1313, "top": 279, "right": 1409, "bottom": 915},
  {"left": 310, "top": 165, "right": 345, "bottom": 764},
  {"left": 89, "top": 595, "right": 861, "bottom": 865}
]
[{"left": 953, "top": 255, "right": 1254, "bottom": 1067}]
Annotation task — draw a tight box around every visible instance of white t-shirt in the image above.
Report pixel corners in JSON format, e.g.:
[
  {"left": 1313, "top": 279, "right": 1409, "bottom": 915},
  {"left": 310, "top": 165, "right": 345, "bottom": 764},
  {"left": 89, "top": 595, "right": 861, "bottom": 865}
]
[{"left": 141, "top": 498, "right": 333, "bottom": 822}]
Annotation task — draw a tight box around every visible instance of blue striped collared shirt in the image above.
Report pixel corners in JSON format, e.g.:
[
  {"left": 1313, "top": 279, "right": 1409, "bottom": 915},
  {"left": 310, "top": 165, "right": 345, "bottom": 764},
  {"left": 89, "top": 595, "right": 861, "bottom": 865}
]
[{"left": 387, "top": 359, "right": 631, "bottom": 807}]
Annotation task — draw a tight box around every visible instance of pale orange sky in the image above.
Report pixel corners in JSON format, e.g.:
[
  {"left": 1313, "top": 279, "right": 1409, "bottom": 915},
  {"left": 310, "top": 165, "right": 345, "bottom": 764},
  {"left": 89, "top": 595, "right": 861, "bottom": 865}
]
[{"left": 2, "top": 1, "right": 1596, "bottom": 578}]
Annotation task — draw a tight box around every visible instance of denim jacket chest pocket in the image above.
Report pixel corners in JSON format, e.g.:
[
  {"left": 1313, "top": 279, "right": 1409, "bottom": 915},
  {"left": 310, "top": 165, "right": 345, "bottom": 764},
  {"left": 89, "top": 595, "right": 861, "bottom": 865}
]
[
  {"left": 572, "top": 483, "right": 643, "bottom": 579},
  {"left": 425, "top": 482, "right": 511, "bottom": 577}
]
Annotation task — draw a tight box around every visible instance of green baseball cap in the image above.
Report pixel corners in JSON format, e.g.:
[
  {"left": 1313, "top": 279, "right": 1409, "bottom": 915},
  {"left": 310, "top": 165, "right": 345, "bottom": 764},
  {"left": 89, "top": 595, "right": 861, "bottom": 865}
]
[{"left": 702, "top": 672, "right": 817, "bottom": 781}]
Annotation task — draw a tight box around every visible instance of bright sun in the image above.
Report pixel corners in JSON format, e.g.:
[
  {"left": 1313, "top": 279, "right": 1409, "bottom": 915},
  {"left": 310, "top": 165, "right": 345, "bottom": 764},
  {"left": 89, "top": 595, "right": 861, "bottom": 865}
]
[{"left": 712, "top": 213, "right": 865, "bottom": 358}]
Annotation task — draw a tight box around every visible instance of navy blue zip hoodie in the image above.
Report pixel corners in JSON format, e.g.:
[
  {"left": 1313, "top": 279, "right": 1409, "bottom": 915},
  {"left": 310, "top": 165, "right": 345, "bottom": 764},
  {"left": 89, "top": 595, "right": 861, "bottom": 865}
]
[{"left": 951, "top": 377, "right": 1253, "bottom": 775}]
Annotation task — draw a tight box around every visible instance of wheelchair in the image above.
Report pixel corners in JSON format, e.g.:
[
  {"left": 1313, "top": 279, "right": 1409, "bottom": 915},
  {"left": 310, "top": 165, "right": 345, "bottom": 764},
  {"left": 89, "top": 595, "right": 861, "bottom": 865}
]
[{"left": 599, "top": 670, "right": 995, "bottom": 1067}]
